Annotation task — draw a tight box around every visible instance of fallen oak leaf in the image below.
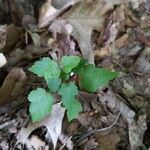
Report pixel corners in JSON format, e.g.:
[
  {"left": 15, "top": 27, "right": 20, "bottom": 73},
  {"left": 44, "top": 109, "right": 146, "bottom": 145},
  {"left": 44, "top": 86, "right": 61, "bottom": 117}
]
[
  {"left": 63, "top": 0, "right": 128, "bottom": 64},
  {"left": 17, "top": 103, "right": 65, "bottom": 149}
]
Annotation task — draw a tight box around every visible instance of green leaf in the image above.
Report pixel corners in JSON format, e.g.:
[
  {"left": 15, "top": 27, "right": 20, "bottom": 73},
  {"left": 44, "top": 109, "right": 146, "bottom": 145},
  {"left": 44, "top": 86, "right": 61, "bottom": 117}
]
[
  {"left": 60, "top": 56, "right": 81, "bottom": 73},
  {"left": 47, "top": 78, "right": 61, "bottom": 92},
  {"left": 58, "top": 82, "right": 82, "bottom": 121},
  {"left": 79, "top": 64, "right": 119, "bottom": 92},
  {"left": 29, "top": 57, "right": 60, "bottom": 80},
  {"left": 73, "top": 58, "right": 88, "bottom": 74},
  {"left": 28, "top": 88, "right": 54, "bottom": 122},
  {"left": 67, "top": 100, "right": 82, "bottom": 121},
  {"left": 60, "top": 71, "right": 70, "bottom": 80}
]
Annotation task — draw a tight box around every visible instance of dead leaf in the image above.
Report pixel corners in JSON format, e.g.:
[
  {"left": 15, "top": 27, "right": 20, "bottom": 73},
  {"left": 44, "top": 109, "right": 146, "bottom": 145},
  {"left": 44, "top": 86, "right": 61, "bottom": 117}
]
[
  {"left": 26, "top": 30, "right": 41, "bottom": 49},
  {"left": 122, "top": 80, "right": 136, "bottom": 97},
  {"left": 95, "top": 133, "right": 121, "bottom": 150},
  {"left": 7, "top": 48, "right": 25, "bottom": 66},
  {"left": 22, "top": 15, "right": 36, "bottom": 29},
  {"left": 134, "top": 47, "right": 150, "bottom": 74},
  {"left": 105, "top": 23, "right": 119, "bottom": 46},
  {"left": 38, "top": 0, "right": 58, "bottom": 28},
  {"left": 63, "top": 0, "right": 128, "bottom": 63},
  {"left": 25, "top": 135, "right": 47, "bottom": 150},
  {"left": 0, "top": 24, "right": 23, "bottom": 53},
  {"left": 38, "top": 0, "right": 78, "bottom": 28},
  {"left": 48, "top": 19, "right": 74, "bottom": 55},
  {"left": 0, "top": 68, "right": 27, "bottom": 106},
  {"left": 0, "top": 53, "right": 7, "bottom": 67},
  {"left": 98, "top": 89, "right": 148, "bottom": 149},
  {"left": 129, "top": 115, "right": 147, "bottom": 150},
  {"left": 17, "top": 103, "right": 65, "bottom": 149},
  {"left": 98, "top": 89, "right": 135, "bottom": 123},
  {"left": 82, "top": 138, "right": 98, "bottom": 150}
]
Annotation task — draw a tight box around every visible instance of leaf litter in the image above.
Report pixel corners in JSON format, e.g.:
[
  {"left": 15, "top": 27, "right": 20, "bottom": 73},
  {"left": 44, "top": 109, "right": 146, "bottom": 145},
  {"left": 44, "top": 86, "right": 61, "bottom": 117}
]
[{"left": 0, "top": 0, "right": 150, "bottom": 149}]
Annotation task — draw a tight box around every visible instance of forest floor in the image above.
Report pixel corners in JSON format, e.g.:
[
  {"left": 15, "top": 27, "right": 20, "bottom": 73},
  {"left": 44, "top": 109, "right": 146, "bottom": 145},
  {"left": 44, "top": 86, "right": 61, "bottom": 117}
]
[{"left": 0, "top": 0, "right": 149, "bottom": 149}]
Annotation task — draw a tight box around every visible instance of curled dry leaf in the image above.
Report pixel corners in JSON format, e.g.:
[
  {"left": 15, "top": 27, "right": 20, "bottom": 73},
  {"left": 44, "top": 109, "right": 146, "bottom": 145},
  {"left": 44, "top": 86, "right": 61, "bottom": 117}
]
[
  {"left": 0, "top": 24, "right": 23, "bottom": 53},
  {"left": 38, "top": 0, "right": 58, "bottom": 28},
  {"left": 26, "top": 30, "right": 41, "bottom": 49},
  {"left": 38, "top": 0, "right": 79, "bottom": 28},
  {"left": 17, "top": 103, "right": 65, "bottom": 149},
  {"left": 0, "top": 68, "right": 27, "bottom": 106}
]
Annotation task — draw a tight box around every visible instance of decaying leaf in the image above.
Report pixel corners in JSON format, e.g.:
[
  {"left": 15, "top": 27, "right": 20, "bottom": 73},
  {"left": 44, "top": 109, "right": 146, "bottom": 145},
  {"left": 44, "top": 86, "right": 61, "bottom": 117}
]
[
  {"left": 98, "top": 89, "right": 147, "bottom": 149},
  {"left": 95, "top": 133, "right": 120, "bottom": 150},
  {"left": 38, "top": 0, "right": 78, "bottom": 28},
  {"left": 129, "top": 114, "right": 147, "bottom": 150},
  {"left": 0, "top": 24, "right": 23, "bottom": 53},
  {"left": 17, "top": 103, "right": 65, "bottom": 149},
  {"left": 63, "top": 0, "right": 128, "bottom": 63},
  {"left": 38, "top": 0, "right": 58, "bottom": 28},
  {"left": 98, "top": 89, "right": 135, "bottom": 123},
  {"left": 0, "top": 68, "right": 27, "bottom": 106},
  {"left": 26, "top": 30, "right": 41, "bottom": 49}
]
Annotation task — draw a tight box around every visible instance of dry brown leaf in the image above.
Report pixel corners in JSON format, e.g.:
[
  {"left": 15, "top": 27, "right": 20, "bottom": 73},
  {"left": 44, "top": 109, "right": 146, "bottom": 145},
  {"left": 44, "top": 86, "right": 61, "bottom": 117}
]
[
  {"left": 38, "top": 0, "right": 58, "bottom": 28},
  {"left": 17, "top": 103, "right": 65, "bottom": 149},
  {"left": 0, "top": 68, "right": 27, "bottom": 106},
  {"left": 98, "top": 89, "right": 147, "bottom": 149},
  {"left": 63, "top": 0, "right": 128, "bottom": 64},
  {"left": 95, "top": 133, "right": 120, "bottom": 150},
  {"left": 26, "top": 30, "right": 41, "bottom": 49},
  {"left": 0, "top": 24, "right": 23, "bottom": 53},
  {"left": 98, "top": 89, "right": 135, "bottom": 123},
  {"left": 82, "top": 138, "right": 99, "bottom": 150}
]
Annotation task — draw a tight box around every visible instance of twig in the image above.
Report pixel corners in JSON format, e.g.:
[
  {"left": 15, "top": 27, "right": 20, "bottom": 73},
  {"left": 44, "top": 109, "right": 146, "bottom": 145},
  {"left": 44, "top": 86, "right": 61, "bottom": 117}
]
[
  {"left": 75, "top": 110, "right": 121, "bottom": 144},
  {"left": 0, "top": 119, "right": 16, "bottom": 130},
  {"left": 59, "top": 136, "right": 72, "bottom": 150}
]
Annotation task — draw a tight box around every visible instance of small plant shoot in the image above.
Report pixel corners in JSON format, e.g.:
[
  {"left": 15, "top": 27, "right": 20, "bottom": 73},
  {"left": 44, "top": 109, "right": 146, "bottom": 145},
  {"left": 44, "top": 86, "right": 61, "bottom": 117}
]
[{"left": 28, "top": 56, "right": 118, "bottom": 122}]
